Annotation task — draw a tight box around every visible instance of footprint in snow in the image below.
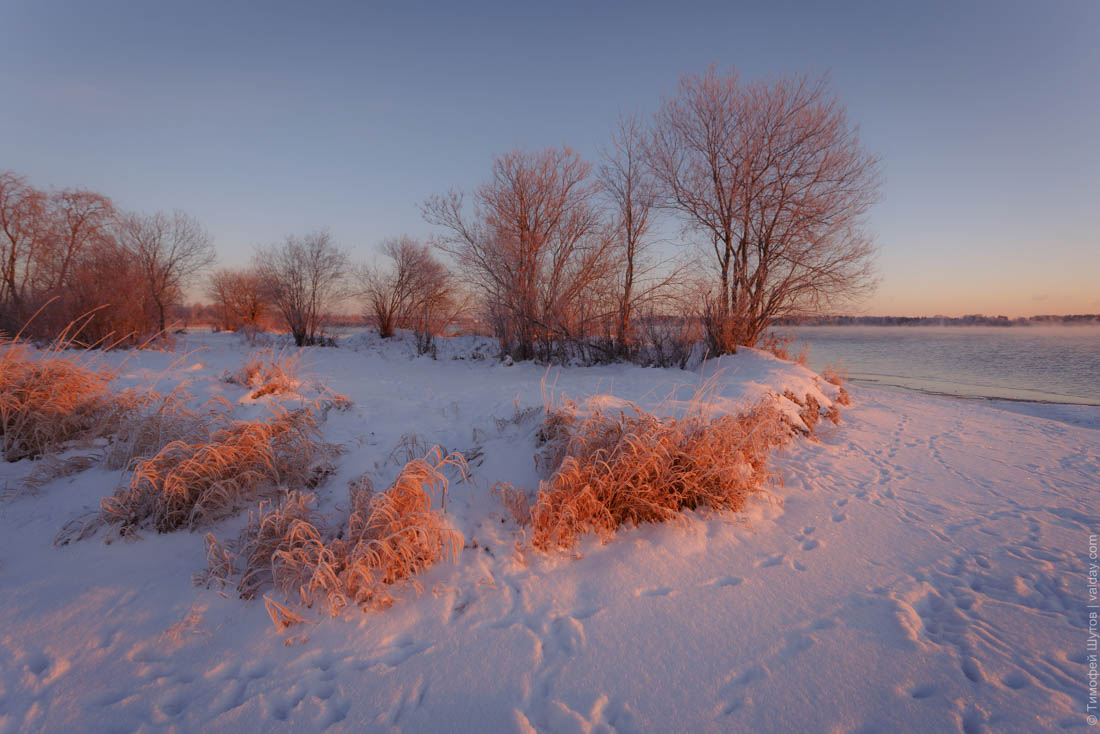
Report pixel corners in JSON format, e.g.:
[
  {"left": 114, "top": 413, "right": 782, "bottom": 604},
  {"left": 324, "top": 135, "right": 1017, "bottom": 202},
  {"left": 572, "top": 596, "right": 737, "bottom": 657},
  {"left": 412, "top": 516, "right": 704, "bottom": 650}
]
[
  {"left": 704, "top": 576, "right": 743, "bottom": 588},
  {"left": 635, "top": 586, "right": 675, "bottom": 598},
  {"left": 756, "top": 554, "right": 785, "bottom": 568}
]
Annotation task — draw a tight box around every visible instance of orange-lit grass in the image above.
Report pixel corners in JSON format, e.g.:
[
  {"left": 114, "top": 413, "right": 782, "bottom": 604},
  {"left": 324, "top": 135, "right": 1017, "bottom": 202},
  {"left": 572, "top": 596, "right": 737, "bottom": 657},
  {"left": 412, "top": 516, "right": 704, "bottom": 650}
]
[
  {"left": 760, "top": 331, "right": 808, "bottom": 365},
  {"left": 821, "top": 363, "right": 851, "bottom": 407},
  {"left": 530, "top": 398, "right": 787, "bottom": 551},
  {"left": 103, "top": 388, "right": 232, "bottom": 471},
  {"left": 821, "top": 363, "right": 847, "bottom": 386},
  {"left": 205, "top": 447, "right": 465, "bottom": 616},
  {"left": 492, "top": 481, "right": 533, "bottom": 526},
  {"left": 102, "top": 407, "right": 326, "bottom": 535},
  {"left": 226, "top": 348, "right": 305, "bottom": 399},
  {"left": 0, "top": 332, "right": 140, "bottom": 462}
]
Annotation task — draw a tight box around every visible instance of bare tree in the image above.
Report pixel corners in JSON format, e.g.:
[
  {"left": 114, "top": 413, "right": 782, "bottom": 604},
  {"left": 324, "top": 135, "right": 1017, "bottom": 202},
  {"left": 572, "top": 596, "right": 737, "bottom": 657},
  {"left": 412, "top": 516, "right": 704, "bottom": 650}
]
[
  {"left": 42, "top": 189, "right": 116, "bottom": 296},
  {"left": 599, "top": 114, "right": 676, "bottom": 355},
  {"left": 359, "top": 235, "right": 461, "bottom": 353},
  {"left": 361, "top": 236, "right": 425, "bottom": 339},
  {"left": 423, "top": 147, "right": 614, "bottom": 361},
  {"left": 254, "top": 230, "right": 349, "bottom": 347},
  {"left": 649, "top": 67, "right": 879, "bottom": 352},
  {"left": 207, "top": 267, "right": 268, "bottom": 332},
  {"left": 405, "top": 249, "right": 461, "bottom": 356},
  {"left": 0, "top": 172, "right": 50, "bottom": 330},
  {"left": 117, "top": 210, "right": 215, "bottom": 333}
]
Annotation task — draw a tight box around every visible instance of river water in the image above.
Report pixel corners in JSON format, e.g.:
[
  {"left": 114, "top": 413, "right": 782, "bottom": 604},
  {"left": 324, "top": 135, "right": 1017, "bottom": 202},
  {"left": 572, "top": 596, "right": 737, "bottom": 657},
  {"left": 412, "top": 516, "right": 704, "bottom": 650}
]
[{"left": 787, "top": 326, "right": 1100, "bottom": 406}]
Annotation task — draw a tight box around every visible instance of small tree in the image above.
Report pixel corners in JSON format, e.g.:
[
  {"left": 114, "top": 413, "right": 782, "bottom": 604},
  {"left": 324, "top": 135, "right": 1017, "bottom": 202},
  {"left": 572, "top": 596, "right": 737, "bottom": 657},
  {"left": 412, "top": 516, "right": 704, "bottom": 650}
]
[
  {"left": 65, "top": 237, "right": 150, "bottom": 346},
  {"left": 361, "top": 236, "right": 426, "bottom": 339},
  {"left": 39, "top": 189, "right": 116, "bottom": 334},
  {"left": 599, "top": 114, "right": 683, "bottom": 357},
  {"left": 360, "top": 236, "right": 459, "bottom": 353},
  {"left": 0, "top": 172, "right": 50, "bottom": 331},
  {"left": 208, "top": 267, "right": 268, "bottom": 332},
  {"left": 423, "top": 147, "right": 614, "bottom": 361},
  {"left": 118, "top": 210, "right": 215, "bottom": 333},
  {"left": 404, "top": 248, "right": 460, "bottom": 355},
  {"left": 649, "top": 67, "right": 879, "bottom": 352},
  {"left": 254, "top": 230, "right": 348, "bottom": 347}
]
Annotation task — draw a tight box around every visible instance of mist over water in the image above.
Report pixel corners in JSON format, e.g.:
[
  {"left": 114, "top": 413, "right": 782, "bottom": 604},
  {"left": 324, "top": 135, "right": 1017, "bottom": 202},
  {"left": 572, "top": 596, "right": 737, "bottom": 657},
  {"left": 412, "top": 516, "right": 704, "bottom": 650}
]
[{"left": 787, "top": 326, "right": 1100, "bottom": 405}]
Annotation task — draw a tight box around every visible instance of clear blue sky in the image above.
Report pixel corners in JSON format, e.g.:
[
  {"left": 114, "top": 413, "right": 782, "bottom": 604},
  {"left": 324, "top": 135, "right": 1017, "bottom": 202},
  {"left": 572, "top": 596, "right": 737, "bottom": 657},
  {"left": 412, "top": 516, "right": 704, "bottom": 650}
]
[{"left": 2, "top": 0, "right": 1097, "bottom": 316}]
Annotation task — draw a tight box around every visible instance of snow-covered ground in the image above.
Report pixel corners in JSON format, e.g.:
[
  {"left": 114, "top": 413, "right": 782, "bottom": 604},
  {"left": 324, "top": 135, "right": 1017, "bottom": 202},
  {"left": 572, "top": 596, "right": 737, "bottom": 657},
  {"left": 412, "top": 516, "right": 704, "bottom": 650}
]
[{"left": 1, "top": 332, "right": 1096, "bottom": 733}]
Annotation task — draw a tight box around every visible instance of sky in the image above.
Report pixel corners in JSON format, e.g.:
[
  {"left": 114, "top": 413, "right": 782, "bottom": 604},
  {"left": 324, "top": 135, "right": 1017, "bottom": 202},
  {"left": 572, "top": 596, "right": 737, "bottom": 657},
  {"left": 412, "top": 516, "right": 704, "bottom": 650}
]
[{"left": 1, "top": 0, "right": 1097, "bottom": 317}]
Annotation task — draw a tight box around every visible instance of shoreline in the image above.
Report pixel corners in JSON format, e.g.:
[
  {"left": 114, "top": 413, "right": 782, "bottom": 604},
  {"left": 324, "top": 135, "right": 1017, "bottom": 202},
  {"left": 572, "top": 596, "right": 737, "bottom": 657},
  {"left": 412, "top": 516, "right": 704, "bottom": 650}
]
[{"left": 848, "top": 376, "right": 1100, "bottom": 409}]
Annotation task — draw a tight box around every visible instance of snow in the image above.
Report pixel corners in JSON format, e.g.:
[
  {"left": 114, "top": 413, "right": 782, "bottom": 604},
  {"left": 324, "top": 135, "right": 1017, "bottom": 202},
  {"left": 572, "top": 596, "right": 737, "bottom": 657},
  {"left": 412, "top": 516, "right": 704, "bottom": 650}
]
[{"left": 0, "top": 331, "right": 1096, "bottom": 733}]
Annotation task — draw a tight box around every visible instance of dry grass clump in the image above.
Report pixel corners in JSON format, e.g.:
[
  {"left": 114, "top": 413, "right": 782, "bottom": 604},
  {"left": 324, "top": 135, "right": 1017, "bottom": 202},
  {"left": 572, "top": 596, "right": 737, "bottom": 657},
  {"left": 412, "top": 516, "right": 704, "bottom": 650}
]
[
  {"left": 204, "top": 447, "right": 465, "bottom": 616},
  {"left": 0, "top": 337, "right": 141, "bottom": 462},
  {"left": 101, "top": 407, "right": 327, "bottom": 535},
  {"left": 821, "top": 363, "right": 847, "bottom": 386},
  {"left": 102, "top": 389, "right": 231, "bottom": 471},
  {"left": 783, "top": 389, "right": 841, "bottom": 434},
  {"left": 760, "top": 332, "right": 808, "bottom": 365},
  {"left": 16, "top": 453, "right": 101, "bottom": 496},
  {"left": 821, "top": 363, "right": 851, "bottom": 407},
  {"left": 530, "top": 399, "right": 787, "bottom": 551},
  {"left": 341, "top": 450, "right": 464, "bottom": 604},
  {"left": 225, "top": 348, "right": 304, "bottom": 399},
  {"left": 493, "top": 482, "right": 533, "bottom": 525}
]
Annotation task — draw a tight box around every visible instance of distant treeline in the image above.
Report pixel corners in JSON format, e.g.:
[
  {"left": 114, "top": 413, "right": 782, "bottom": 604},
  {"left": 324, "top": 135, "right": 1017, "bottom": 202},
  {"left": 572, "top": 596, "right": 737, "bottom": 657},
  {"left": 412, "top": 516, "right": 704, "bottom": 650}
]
[{"left": 775, "top": 314, "right": 1100, "bottom": 327}]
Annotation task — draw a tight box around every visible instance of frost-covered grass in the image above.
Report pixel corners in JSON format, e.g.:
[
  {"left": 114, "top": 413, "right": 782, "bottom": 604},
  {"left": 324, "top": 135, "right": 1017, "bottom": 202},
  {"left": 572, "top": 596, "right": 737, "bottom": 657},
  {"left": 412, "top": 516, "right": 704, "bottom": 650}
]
[
  {"left": 100, "top": 407, "right": 328, "bottom": 536},
  {"left": 0, "top": 334, "right": 139, "bottom": 463},
  {"left": 205, "top": 447, "right": 465, "bottom": 621},
  {"left": 530, "top": 398, "right": 787, "bottom": 551},
  {"left": 224, "top": 348, "right": 305, "bottom": 399}
]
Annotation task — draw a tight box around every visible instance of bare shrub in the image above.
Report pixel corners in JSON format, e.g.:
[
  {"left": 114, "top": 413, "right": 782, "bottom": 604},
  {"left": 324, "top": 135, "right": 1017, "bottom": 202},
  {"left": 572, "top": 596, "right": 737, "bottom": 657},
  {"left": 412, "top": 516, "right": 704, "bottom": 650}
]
[
  {"left": 0, "top": 174, "right": 116, "bottom": 337},
  {"left": 64, "top": 242, "right": 154, "bottom": 346},
  {"left": 636, "top": 311, "right": 701, "bottom": 369},
  {"left": 0, "top": 171, "right": 53, "bottom": 332},
  {"left": 206, "top": 448, "right": 465, "bottom": 615},
  {"left": 836, "top": 386, "right": 851, "bottom": 406},
  {"left": 1, "top": 170, "right": 220, "bottom": 343},
  {"left": 101, "top": 407, "right": 327, "bottom": 535},
  {"left": 530, "top": 399, "right": 787, "bottom": 551}
]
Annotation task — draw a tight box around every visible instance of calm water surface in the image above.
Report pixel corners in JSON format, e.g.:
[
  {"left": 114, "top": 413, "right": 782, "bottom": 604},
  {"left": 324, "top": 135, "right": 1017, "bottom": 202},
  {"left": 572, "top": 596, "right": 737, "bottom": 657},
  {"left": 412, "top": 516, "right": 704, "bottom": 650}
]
[{"left": 787, "top": 326, "right": 1100, "bottom": 405}]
